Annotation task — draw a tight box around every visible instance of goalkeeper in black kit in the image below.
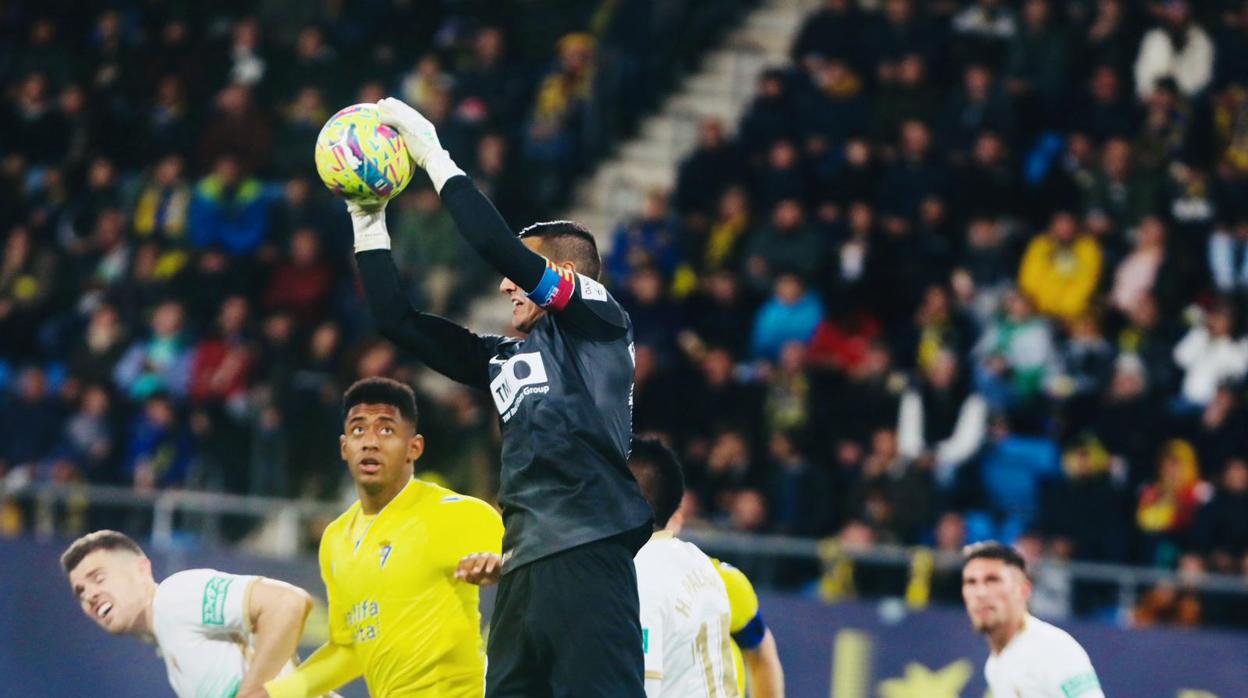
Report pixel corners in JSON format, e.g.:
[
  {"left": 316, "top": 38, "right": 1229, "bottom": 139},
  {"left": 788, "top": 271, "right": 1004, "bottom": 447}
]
[{"left": 350, "top": 97, "right": 653, "bottom": 697}]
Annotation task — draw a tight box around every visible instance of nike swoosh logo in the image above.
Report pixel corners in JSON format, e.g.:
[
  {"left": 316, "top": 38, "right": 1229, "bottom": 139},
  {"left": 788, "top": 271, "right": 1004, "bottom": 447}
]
[{"left": 489, "top": 356, "right": 508, "bottom": 366}]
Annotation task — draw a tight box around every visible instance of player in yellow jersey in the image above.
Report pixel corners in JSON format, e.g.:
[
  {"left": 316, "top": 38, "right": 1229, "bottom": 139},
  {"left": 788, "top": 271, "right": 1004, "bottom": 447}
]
[
  {"left": 712, "top": 559, "right": 785, "bottom": 698},
  {"left": 256, "top": 377, "right": 504, "bottom": 698}
]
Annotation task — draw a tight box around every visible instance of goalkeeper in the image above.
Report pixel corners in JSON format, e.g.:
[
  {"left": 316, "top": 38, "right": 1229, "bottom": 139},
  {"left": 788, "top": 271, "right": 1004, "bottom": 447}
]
[{"left": 349, "top": 97, "right": 653, "bottom": 697}]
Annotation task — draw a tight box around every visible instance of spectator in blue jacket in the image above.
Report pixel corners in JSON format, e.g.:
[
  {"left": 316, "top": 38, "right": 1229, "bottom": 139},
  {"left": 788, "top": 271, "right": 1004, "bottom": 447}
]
[{"left": 752, "top": 273, "right": 825, "bottom": 361}]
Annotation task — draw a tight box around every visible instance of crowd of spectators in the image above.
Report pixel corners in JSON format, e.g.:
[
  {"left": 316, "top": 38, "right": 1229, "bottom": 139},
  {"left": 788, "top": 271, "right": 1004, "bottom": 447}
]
[
  {"left": 0, "top": 1, "right": 743, "bottom": 521},
  {"left": 5, "top": 0, "right": 1248, "bottom": 627},
  {"left": 602, "top": 0, "right": 1248, "bottom": 625}
]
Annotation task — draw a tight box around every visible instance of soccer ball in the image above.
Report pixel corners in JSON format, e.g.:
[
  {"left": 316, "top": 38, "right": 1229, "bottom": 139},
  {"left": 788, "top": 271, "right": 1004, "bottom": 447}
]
[{"left": 314, "top": 103, "right": 413, "bottom": 205}]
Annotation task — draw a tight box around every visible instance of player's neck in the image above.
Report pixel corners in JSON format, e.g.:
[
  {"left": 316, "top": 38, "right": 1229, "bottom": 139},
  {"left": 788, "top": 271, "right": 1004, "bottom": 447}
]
[
  {"left": 988, "top": 613, "right": 1028, "bottom": 654},
  {"left": 133, "top": 579, "right": 159, "bottom": 643},
  {"left": 358, "top": 477, "right": 410, "bottom": 515}
]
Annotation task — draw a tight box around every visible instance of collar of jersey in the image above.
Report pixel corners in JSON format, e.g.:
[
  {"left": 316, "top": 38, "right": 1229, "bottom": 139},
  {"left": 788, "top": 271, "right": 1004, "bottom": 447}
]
[{"left": 345, "top": 477, "right": 424, "bottom": 547}]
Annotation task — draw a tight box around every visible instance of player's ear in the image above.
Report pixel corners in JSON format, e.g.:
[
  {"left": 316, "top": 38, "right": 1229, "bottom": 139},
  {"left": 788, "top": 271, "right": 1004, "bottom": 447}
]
[
  {"left": 137, "top": 555, "right": 152, "bottom": 579},
  {"left": 339, "top": 434, "right": 348, "bottom": 461},
  {"left": 558, "top": 259, "right": 576, "bottom": 275},
  {"left": 408, "top": 433, "right": 425, "bottom": 463}
]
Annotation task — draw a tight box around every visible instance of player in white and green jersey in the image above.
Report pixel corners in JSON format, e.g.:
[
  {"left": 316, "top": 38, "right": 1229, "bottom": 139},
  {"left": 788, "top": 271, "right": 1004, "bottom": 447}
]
[{"left": 62, "top": 529, "right": 320, "bottom": 698}]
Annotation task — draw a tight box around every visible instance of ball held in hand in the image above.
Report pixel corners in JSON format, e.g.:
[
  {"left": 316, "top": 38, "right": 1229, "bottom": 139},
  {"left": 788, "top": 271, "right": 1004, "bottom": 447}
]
[{"left": 314, "top": 103, "right": 413, "bottom": 205}]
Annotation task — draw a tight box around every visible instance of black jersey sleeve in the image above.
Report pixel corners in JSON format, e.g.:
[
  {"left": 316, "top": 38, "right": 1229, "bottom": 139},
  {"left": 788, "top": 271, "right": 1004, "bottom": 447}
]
[
  {"left": 355, "top": 249, "right": 497, "bottom": 389},
  {"left": 439, "top": 175, "right": 629, "bottom": 341}
]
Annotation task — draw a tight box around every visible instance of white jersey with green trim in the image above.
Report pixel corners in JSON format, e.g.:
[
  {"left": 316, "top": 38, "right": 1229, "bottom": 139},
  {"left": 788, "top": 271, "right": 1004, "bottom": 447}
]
[
  {"left": 635, "top": 533, "right": 738, "bottom": 698},
  {"left": 984, "top": 614, "right": 1104, "bottom": 698},
  {"left": 151, "top": 568, "right": 289, "bottom": 698}
]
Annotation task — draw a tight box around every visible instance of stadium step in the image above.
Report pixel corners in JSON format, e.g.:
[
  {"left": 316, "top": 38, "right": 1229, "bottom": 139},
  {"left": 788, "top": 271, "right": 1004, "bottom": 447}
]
[{"left": 548, "top": 0, "right": 815, "bottom": 250}]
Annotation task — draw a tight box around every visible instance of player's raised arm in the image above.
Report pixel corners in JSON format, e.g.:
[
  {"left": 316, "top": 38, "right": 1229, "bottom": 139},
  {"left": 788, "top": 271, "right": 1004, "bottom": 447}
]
[
  {"left": 378, "top": 97, "right": 628, "bottom": 339},
  {"left": 236, "top": 579, "right": 314, "bottom": 695},
  {"left": 349, "top": 204, "right": 497, "bottom": 389}
]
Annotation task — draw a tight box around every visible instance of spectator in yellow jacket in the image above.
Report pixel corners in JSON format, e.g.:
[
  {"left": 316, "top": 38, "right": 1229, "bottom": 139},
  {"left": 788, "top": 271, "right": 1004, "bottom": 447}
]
[{"left": 1018, "top": 212, "right": 1103, "bottom": 321}]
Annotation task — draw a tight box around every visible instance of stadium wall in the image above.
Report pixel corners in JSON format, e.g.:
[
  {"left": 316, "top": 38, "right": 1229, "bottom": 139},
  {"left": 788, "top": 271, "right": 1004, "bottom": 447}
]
[{"left": 3, "top": 538, "right": 1244, "bottom": 697}]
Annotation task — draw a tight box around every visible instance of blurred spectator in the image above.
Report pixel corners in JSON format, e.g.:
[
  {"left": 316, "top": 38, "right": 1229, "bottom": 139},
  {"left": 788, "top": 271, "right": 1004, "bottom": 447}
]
[
  {"left": 1134, "top": 0, "right": 1213, "bottom": 100},
  {"left": 131, "top": 155, "right": 191, "bottom": 244},
  {"left": 974, "top": 290, "right": 1057, "bottom": 406},
  {"left": 263, "top": 228, "right": 334, "bottom": 325},
  {"left": 1111, "top": 217, "right": 1173, "bottom": 314},
  {"left": 1070, "top": 64, "right": 1140, "bottom": 142},
  {"left": 674, "top": 119, "right": 745, "bottom": 223},
  {"left": 391, "top": 189, "right": 463, "bottom": 316},
  {"left": 790, "top": 0, "right": 863, "bottom": 68},
  {"left": 189, "top": 296, "right": 254, "bottom": 408},
  {"left": 1019, "top": 211, "right": 1103, "bottom": 322},
  {"left": 750, "top": 274, "right": 824, "bottom": 362},
  {"left": 1209, "top": 218, "right": 1248, "bottom": 294},
  {"left": 743, "top": 199, "right": 822, "bottom": 288},
  {"left": 952, "top": 0, "right": 1019, "bottom": 69},
  {"left": 767, "top": 430, "right": 830, "bottom": 537},
  {"left": 1133, "top": 556, "right": 1205, "bottom": 627},
  {"left": 1172, "top": 301, "right": 1248, "bottom": 409},
  {"left": 1194, "top": 457, "right": 1248, "bottom": 572},
  {"left": 71, "top": 304, "right": 129, "bottom": 387},
  {"left": 113, "top": 300, "right": 193, "bottom": 401},
  {"left": 871, "top": 56, "right": 939, "bottom": 143},
  {"left": 524, "top": 32, "right": 595, "bottom": 208},
  {"left": 399, "top": 54, "right": 454, "bottom": 114},
  {"left": 457, "top": 27, "right": 527, "bottom": 128},
  {"left": 978, "top": 414, "right": 1061, "bottom": 535},
  {"left": 739, "top": 69, "right": 801, "bottom": 160},
  {"left": 1042, "top": 435, "right": 1130, "bottom": 562},
  {"left": 196, "top": 84, "right": 272, "bottom": 174},
  {"left": 1137, "top": 439, "right": 1211, "bottom": 564},
  {"left": 0, "top": 367, "right": 65, "bottom": 473},
  {"left": 126, "top": 393, "right": 192, "bottom": 492},
  {"left": 62, "top": 384, "right": 119, "bottom": 484},
  {"left": 897, "top": 350, "right": 988, "bottom": 486},
  {"left": 1078, "top": 0, "right": 1135, "bottom": 81},
  {"left": 0, "top": 226, "right": 58, "bottom": 359},
  {"left": 1083, "top": 138, "right": 1158, "bottom": 237},
  {"left": 1004, "top": 0, "right": 1069, "bottom": 119},
  {"left": 189, "top": 155, "right": 273, "bottom": 256},
  {"left": 607, "top": 190, "right": 679, "bottom": 283},
  {"left": 620, "top": 267, "right": 681, "bottom": 358}
]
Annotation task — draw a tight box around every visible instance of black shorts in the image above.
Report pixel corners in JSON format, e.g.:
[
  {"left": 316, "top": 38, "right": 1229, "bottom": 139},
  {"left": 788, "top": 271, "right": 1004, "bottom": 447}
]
[{"left": 485, "top": 528, "right": 649, "bottom": 698}]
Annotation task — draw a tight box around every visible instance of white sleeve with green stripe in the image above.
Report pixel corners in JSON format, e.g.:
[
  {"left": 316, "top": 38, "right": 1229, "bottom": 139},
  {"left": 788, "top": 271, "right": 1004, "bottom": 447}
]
[{"left": 152, "top": 569, "right": 259, "bottom": 698}]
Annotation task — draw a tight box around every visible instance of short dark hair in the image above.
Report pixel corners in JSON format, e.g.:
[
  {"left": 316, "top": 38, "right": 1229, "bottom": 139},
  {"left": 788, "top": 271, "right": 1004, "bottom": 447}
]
[
  {"left": 961, "top": 541, "right": 1027, "bottom": 575},
  {"left": 61, "top": 530, "right": 144, "bottom": 574},
  {"left": 342, "top": 377, "right": 418, "bottom": 429},
  {"left": 518, "top": 220, "right": 602, "bottom": 280},
  {"left": 628, "top": 437, "right": 685, "bottom": 528}
]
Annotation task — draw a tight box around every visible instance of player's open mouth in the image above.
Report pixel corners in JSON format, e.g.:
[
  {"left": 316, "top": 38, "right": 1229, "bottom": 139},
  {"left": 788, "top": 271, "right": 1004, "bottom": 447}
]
[
  {"left": 97, "top": 602, "right": 113, "bottom": 620},
  {"left": 359, "top": 459, "right": 382, "bottom": 474}
]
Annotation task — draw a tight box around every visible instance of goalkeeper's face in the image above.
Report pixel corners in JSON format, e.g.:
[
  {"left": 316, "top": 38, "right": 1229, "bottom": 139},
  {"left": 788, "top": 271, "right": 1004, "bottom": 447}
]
[
  {"left": 961, "top": 558, "right": 1030, "bottom": 635},
  {"left": 68, "top": 549, "right": 153, "bottom": 636},
  {"left": 341, "top": 404, "right": 423, "bottom": 494},
  {"left": 499, "top": 239, "right": 552, "bottom": 333}
]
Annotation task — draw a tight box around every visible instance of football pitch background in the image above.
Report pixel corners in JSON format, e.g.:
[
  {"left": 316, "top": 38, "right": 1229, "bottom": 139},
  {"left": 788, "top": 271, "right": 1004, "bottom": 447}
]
[{"left": 3, "top": 537, "right": 1245, "bottom": 697}]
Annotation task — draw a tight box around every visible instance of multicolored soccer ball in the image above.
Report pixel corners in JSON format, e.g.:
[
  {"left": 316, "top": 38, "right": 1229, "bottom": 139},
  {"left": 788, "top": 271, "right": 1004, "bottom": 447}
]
[{"left": 314, "top": 104, "right": 413, "bottom": 205}]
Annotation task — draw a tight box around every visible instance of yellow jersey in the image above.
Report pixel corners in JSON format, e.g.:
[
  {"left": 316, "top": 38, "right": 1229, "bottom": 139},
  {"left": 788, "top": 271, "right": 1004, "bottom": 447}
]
[
  {"left": 321, "top": 478, "right": 503, "bottom": 697},
  {"left": 713, "top": 560, "right": 764, "bottom": 697}
]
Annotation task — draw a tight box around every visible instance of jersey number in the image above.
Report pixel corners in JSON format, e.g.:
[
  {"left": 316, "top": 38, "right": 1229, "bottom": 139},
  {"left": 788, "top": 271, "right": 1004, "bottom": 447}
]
[{"left": 694, "top": 614, "right": 739, "bottom": 698}]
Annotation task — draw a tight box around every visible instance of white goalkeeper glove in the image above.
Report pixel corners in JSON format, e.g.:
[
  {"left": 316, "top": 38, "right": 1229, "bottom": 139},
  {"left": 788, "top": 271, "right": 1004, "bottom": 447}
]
[
  {"left": 347, "top": 200, "right": 390, "bottom": 253},
  {"left": 377, "top": 97, "right": 464, "bottom": 192}
]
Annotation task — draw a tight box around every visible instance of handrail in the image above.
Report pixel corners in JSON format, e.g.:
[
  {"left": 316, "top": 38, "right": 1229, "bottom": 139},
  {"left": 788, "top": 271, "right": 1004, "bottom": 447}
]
[
  {"left": 6, "top": 482, "right": 1247, "bottom": 598},
  {"left": 683, "top": 528, "right": 1248, "bottom": 596}
]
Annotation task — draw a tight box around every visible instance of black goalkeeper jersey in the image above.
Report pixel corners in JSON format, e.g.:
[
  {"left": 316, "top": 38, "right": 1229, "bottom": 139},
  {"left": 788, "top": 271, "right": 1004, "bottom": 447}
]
[{"left": 356, "top": 175, "right": 652, "bottom": 572}]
